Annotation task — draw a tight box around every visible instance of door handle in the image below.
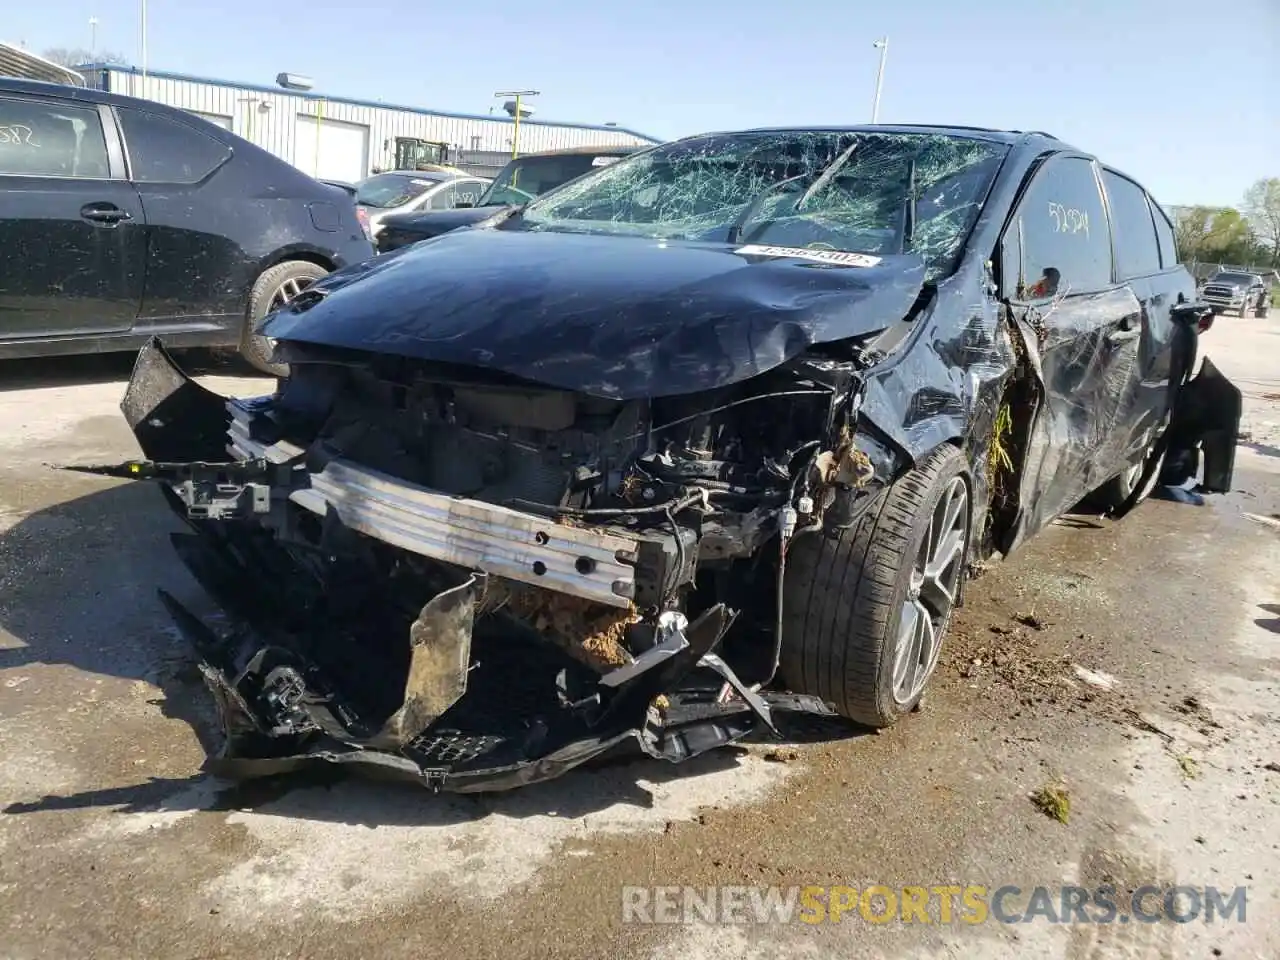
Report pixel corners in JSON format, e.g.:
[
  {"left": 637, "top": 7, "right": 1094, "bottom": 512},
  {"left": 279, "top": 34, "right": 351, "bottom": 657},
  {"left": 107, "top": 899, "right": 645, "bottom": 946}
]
[
  {"left": 80, "top": 203, "right": 133, "bottom": 225},
  {"left": 1106, "top": 328, "right": 1140, "bottom": 345}
]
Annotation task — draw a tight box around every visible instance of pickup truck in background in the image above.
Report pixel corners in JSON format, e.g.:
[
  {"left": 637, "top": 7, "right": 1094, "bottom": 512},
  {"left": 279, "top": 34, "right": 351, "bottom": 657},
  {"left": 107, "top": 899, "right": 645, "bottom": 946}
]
[{"left": 1199, "top": 271, "right": 1271, "bottom": 318}]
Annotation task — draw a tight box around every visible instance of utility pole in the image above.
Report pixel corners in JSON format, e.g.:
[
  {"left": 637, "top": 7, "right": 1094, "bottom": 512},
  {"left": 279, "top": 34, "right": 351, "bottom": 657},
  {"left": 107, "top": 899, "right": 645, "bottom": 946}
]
[
  {"left": 140, "top": 0, "right": 148, "bottom": 87},
  {"left": 495, "top": 89, "right": 539, "bottom": 159},
  {"left": 871, "top": 37, "right": 888, "bottom": 124},
  {"left": 89, "top": 17, "right": 99, "bottom": 59}
]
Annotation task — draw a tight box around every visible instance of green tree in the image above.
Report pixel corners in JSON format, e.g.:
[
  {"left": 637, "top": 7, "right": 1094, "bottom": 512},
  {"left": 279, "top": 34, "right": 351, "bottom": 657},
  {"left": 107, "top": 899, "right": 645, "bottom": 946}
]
[
  {"left": 1242, "top": 178, "right": 1280, "bottom": 268},
  {"left": 1172, "top": 205, "right": 1216, "bottom": 261},
  {"left": 1201, "top": 208, "right": 1256, "bottom": 263}
]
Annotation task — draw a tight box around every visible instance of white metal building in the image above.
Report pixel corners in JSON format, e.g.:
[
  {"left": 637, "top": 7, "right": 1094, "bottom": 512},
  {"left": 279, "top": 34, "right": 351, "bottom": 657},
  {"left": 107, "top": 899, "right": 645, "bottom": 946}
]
[{"left": 77, "top": 64, "right": 660, "bottom": 183}]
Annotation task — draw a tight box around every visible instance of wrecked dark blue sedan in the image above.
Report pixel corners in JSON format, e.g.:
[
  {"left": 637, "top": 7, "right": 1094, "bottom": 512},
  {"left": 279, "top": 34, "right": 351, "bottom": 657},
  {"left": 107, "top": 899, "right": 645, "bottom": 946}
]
[{"left": 92, "top": 126, "right": 1240, "bottom": 791}]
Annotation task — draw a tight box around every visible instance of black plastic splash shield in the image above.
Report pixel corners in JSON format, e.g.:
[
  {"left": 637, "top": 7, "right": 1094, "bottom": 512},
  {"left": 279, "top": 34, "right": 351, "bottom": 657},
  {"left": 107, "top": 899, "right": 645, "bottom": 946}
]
[{"left": 159, "top": 532, "right": 833, "bottom": 793}]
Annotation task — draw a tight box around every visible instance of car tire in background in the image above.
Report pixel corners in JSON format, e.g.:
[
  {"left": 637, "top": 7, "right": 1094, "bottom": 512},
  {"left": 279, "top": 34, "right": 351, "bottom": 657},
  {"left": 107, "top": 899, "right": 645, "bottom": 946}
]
[
  {"left": 241, "top": 260, "right": 330, "bottom": 375},
  {"left": 780, "top": 445, "right": 970, "bottom": 728}
]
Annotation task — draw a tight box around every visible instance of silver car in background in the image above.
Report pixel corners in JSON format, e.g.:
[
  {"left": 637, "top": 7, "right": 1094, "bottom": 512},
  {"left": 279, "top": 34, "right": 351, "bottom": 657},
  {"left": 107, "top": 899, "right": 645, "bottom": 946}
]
[{"left": 354, "top": 170, "right": 490, "bottom": 239}]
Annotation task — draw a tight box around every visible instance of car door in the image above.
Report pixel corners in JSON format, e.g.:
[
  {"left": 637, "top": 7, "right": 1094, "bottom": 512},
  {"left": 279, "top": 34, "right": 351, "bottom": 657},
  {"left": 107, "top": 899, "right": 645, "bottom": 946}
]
[
  {"left": 1100, "top": 171, "right": 1192, "bottom": 461},
  {"left": 114, "top": 106, "right": 241, "bottom": 324},
  {"left": 0, "top": 92, "right": 145, "bottom": 340},
  {"left": 998, "top": 154, "right": 1138, "bottom": 531}
]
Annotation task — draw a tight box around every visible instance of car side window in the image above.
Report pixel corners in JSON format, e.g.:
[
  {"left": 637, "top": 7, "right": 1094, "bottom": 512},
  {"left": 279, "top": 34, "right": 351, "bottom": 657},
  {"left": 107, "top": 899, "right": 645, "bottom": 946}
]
[
  {"left": 1002, "top": 156, "right": 1112, "bottom": 300},
  {"left": 1150, "top": 202, "right": 1178, "bottom": 268},
  {"left": 0, "top": 96, "right": 110, "bottom": 178},
  {"left": 117, "top": 108, "right": 231, "bottom": 184},
  {"left": 454, "top": 180, "right": 484, "bottom": 206},
  {"left": 427, "top": 180, "right": 476, "bottom": 210},
  {"left": 1102, "top": 170, "right": 1160, "bottom": 280}
]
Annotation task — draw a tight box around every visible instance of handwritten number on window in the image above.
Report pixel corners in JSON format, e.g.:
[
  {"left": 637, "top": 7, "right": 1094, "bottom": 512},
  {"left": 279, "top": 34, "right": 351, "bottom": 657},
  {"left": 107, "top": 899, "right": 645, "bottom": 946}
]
[
  {"left": 1047, "top": 201, "right": 1089, "bottom": 238},
  {"left": 0, "top": 124, "right": 40, "bottom": 147}
]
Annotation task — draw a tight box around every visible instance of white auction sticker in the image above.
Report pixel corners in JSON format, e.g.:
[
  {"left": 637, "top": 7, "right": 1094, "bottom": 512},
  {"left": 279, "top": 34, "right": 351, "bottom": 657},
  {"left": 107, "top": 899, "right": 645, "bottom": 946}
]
[{"left": 735, "top": 244, "right": 882, "bottom": 268}]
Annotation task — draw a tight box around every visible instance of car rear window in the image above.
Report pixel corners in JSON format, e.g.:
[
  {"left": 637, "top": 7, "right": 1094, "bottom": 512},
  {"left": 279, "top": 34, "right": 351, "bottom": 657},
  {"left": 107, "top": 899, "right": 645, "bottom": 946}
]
[
  {"left": 356, "top": 173, "right": 443, "bottom": 208},
  {"left": 480, "top": 154, "right": 616, "bottom": 206},
  {"left": 1150, "top": 201, "right": 1178, "bottom": 268},
  {"left": 118, "top": 108, "right": 232, "bottom": 184},
  {"left": 1102, "top": 170, "right": 1160, "bottom": 280}
]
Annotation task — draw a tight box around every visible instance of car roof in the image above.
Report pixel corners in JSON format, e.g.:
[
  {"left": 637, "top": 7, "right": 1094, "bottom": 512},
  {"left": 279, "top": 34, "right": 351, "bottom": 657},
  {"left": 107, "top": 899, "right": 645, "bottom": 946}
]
[
  {"left": 0, "top": 75, "right": 193, "bottom": 117},
  {"left": 372, "top": 170, "right": 456, "bottom": 181},
  {"left": 675, "top": 124, "right": 1071, "bottom": 151},
  {"left": 520, "top": 145, "right": 646, "bottom": 158}
]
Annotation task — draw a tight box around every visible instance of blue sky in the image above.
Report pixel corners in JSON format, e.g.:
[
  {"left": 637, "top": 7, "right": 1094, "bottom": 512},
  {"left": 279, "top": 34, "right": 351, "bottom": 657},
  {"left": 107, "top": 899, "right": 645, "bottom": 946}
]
[{"left": 10, "top": 0, "right": 1278, "bottom": 207}]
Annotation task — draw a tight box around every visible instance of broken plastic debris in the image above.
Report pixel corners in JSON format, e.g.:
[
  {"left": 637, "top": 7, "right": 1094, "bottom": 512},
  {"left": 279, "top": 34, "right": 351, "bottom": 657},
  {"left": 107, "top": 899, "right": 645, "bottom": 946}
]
[{"left": 1071, "top": 665, "right": 1118, "bottom": 690}]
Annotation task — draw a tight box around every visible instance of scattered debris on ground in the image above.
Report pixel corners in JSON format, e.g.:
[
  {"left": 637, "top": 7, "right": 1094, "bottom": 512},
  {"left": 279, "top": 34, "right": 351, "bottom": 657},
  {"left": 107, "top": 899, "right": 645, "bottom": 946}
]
[
  {"left": 762, "top": 748, "right": 800, "bottom": 764},
  {"left": 1031, "top": 783, "right": 1071, "bottom": 824},
  {"left": 1072, "top": 665, "right": 1119, "bottom": 690},
  {"left": 1013, "top": 612, "right": 1050, "bottom": 630},
  {"left": 1176, "top": 754, "right": 1201, "bottom": 780}
]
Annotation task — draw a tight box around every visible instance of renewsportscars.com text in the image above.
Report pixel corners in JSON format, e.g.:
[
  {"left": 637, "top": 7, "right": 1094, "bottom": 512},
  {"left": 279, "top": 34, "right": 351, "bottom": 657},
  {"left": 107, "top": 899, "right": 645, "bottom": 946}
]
[{"left": 621, "top": 884, "right": 1248, "bottom": 926}]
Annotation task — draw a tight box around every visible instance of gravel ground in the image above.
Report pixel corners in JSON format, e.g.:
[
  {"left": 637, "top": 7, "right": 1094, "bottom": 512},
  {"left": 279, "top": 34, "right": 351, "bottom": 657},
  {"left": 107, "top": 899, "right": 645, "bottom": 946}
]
[{"left": 0, "top": 322, "right": 1278, "bottom": 960}]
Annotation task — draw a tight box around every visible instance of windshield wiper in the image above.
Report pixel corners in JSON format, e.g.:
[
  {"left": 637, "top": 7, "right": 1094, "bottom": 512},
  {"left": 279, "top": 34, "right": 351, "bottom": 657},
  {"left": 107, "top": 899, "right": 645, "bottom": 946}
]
[
  {"left": 900, "top": 156, "right": 917, "bottom": 252},
  {"left": 725, "top": 136, "right": 861, "bottom": 245},
  {"left": 792, "top": 138, "right": 861, "bottom": 213},
  {"left": 725, "top": 174, "right": 807, "bottom": 245}
]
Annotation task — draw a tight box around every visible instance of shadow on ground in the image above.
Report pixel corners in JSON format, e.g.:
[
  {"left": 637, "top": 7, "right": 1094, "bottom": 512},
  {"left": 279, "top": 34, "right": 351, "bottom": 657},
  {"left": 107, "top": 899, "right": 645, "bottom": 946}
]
[
  {"left": 1257, "top": 603, "right": 1280, "bottom": 635},
  {"left": 0, "top": 482, "right": 863, "bottom": 826},
  {"left": 1242, "top": 441, "right": 1280, "bottom": 460}
]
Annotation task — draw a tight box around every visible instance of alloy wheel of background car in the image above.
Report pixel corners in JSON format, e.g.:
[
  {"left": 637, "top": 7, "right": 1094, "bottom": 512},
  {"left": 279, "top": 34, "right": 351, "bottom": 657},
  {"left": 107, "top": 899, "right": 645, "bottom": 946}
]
[
  {"left": 892, "top": 476, "right": 968, "bottom": 706},
  {"left": 241, "top": 260, "right": 330, "bottom": 376},
  {"left": 780, "top": 445, "right": 970, "bottom": 728}
]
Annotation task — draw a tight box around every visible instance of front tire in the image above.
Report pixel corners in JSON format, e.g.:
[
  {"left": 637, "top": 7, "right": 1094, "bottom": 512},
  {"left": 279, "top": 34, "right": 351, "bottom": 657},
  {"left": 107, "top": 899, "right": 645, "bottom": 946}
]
[
  {"left": 241, "top": 260, "right": 329, "bottom": 375},
  {"left": 780, "top": 445, "right": 970, "bottom": 727}
]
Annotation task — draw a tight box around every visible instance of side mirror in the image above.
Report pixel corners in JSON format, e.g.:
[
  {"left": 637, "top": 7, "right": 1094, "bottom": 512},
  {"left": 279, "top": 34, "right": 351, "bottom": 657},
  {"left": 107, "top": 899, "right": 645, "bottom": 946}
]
[{"left": 1172, "top": 301, "right": 1213, "bottom": 333}]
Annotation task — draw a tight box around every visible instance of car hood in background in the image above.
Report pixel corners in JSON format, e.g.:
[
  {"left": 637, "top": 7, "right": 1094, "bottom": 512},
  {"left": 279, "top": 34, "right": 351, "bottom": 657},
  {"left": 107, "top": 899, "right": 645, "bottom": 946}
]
[
  {"left": 377, "top": 205, "right": 510, "bottom": 240},
  {"left": 264, "top": 228, "right": 927, "bottom": 399}
]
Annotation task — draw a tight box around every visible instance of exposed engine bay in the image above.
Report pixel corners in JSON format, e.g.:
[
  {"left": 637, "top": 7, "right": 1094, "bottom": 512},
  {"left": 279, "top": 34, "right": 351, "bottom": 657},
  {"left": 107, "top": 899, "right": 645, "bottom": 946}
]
[{"left": 95, "top": 339, "right": 893, "bottom": 791}]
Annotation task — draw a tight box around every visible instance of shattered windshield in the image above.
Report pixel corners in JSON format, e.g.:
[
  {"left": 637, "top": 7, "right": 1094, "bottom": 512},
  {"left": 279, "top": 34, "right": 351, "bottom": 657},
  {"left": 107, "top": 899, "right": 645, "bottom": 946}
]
[{"left": 519, "top": 131, "right": 1008, "bottom": 279}]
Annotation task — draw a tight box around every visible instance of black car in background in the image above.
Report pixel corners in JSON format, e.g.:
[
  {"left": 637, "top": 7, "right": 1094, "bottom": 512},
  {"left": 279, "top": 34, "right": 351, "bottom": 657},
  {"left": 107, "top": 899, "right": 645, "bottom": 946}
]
[
  {"left": 108, "top": 126, "right": 1240, "bottom": 792},
  {"left": 0, "top": 78, "right": 374, "bottom": 373},
  {"left": 373, "top": 145, "right": 644, "bottom": 253}
]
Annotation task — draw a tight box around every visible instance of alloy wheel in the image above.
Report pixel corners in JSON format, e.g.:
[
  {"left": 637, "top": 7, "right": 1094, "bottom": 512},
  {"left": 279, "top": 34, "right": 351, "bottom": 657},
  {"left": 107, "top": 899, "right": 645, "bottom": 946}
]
[{"left": 892, "top": 476, "right": 969, "bottom": 704}]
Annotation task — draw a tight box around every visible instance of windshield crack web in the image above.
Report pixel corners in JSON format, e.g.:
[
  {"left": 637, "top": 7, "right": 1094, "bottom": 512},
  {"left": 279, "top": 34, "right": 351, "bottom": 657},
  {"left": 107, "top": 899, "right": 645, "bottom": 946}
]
[{"left": 522, "top": 131, "right": 1006, "bottom": 279}]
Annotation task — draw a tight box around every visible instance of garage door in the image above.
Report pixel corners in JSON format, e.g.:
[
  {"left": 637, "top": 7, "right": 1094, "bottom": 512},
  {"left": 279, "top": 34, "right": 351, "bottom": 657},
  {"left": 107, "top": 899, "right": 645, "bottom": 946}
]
[{"left": 294, "top": 114, "right": 370, "bottom": 182}]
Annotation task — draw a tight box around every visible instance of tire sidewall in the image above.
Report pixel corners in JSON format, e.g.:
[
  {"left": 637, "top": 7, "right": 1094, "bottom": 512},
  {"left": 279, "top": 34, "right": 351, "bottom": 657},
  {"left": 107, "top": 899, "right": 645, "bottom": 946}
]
[
  {"left": 871, "top": 449, "right": 971, "bottom": 721},
  {"left": 243, "top": 261, "right": 329, "bottom": 375}
]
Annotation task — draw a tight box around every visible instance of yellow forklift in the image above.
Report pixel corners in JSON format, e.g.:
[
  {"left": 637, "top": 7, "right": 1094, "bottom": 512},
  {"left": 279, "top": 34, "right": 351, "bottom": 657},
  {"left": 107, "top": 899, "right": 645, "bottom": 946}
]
[{"left": 379, "top": 136, "right": 467, "bottom": 175}]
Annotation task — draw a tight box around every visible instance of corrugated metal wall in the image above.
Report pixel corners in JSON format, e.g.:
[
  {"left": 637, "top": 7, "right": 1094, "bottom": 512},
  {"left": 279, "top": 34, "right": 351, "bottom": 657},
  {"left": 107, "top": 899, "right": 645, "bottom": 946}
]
[{"left": 86, "top": 68, "right": 655, "bottom": 180}]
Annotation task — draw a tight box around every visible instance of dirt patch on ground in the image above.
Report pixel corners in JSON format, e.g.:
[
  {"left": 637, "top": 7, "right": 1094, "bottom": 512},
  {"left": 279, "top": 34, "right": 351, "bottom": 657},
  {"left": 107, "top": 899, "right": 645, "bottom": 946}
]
[{"left": 940, "top": 609, "right": 1134, "bottom": 725}]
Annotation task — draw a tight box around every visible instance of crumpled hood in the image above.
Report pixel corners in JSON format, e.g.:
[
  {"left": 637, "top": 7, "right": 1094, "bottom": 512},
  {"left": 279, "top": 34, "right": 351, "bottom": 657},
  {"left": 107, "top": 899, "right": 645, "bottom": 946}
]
[{"left": 264, "top": 227, "right": 927, "bottom": 399}]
